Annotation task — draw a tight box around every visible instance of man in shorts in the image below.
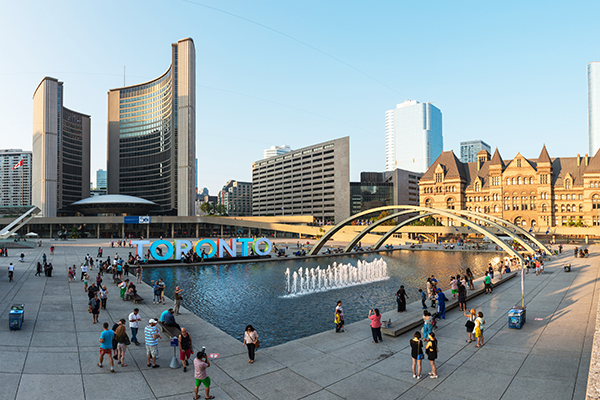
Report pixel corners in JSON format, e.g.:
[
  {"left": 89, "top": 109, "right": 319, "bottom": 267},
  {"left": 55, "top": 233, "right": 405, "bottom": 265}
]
[
  {"left": 98, "top": 322, "right": 115, "bottom": 372},
  {"left": 179, "top": 327, "right": 193, "bottom": 372},
  {"left": 194, "top": 350, "right": 214, "bottom": 399},
  {"left": 145, "top": 319, "right": 161, "bottom": 368}
]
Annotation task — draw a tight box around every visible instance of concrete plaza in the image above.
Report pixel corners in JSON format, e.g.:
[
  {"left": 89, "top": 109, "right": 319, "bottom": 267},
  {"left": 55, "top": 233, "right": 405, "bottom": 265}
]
[{"left": 0, "top": 239, "right": 596, "bottom": 400}]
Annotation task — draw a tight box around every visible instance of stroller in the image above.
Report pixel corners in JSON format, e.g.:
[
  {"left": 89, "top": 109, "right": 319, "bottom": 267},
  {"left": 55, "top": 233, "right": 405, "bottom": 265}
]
[{"left": 430, "top": 311, "right": 440, "bottom": 331}]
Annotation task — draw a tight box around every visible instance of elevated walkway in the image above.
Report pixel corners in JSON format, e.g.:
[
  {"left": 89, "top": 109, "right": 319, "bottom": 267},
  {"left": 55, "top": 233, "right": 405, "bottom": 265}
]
[{"left": 0, "top": 206, "right": 40, "bottom": 239}]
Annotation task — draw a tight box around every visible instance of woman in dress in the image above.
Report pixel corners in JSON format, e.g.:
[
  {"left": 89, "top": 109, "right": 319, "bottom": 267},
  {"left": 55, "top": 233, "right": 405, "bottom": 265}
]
[
  {"left": 114, "top": 324, "right": 130, "bottom": 366},
  {"left": 464, "top": 308, "right": 476, "bottom": 343},
  {"left": 396, "top": 285, "right": 408, "bottom": 312},
  {"left": 242, "top": 325, "right": 259, "bottom": 363},
  {"left": 474, "top": 311, "right": 486, "bottom": 347},
  {"left": 368, "top": 308, "right": 382, "bottom": 343},
  {"left": 465, "top": 268, "right": 475, "bottom": 290},
  {"left": 425, "top": 332, "right": 438, "bottom": 378},
  {"left": 457, "top": 282, "right": 467, "bottom": 311},
  {"left": 410, "top": 331, "right": 424, "bottom": 379}
]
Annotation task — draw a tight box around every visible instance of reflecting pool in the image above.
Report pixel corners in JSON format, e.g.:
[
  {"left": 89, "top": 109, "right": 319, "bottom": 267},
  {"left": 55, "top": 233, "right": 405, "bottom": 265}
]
[{"left": 143, "top": 249, "right": 499, "bottom": 347}]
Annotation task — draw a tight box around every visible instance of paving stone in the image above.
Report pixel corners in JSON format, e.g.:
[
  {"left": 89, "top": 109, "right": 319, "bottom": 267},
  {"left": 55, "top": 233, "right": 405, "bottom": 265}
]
[
  {"left": 501, "top": 376, "right": 575, "bottom": 400},
  {"left": 289, "top": 353, "right": 363, "bottom": 387},
  {"left": 327, "top": 369, "right": 412, "bottom": 400},
  {"left": 23, "top": 351, "right": 81, "bottom": 374},
  {"left": 433, "top": 365, "right": 513, "bottom": 400},
  {"left": 16, "top": 373, "right": 84, "bottom": 400},
  {"left": 83, "top": 370, "right": 155, "bottom": 400},
  {"left": 242, "top": 368, "right": 322, "bottom": 400}
]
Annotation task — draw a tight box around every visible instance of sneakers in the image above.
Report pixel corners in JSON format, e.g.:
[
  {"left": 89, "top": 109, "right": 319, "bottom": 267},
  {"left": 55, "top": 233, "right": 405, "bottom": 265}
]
[
  {"left": 152, "top": 364, "right": 160, "bottom": 368},
  {"left": 183, "top": 366, "right": 187, "bottom": 372},
  {"left": 413, "top": 374, "right": 417, "bottom": 379},
  {"left": 430, "top": 375, "right": 438, "bottom": 379},
  {"left": 110, "top": 367, "right": 115, "bottom": 373}
]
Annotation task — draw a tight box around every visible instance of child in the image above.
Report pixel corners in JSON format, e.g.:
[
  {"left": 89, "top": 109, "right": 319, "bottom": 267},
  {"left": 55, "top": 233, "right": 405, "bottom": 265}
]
[
  {"left": 334, "top": 309, "right": 342, "bottom": 333},
  {"left": 474, "top": 311, "right": 486, "bottom": 348},
  {"left": 450, "top": 276, "right": 458, "bottom": 299},
  {"left": 194, "top": 350, "right": 214, "bottom": 400},
  {"left": 419, "top": 289, "right": 427, "bottom": 309}
]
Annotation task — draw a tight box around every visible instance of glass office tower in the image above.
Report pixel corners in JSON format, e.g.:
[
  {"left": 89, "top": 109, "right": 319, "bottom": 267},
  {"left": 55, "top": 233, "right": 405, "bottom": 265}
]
[
  {"left": 588, "top": 62, "right": 600, "bottom": 155},
  {"left": 460, "top": 140, "right": 491, "bottom": 163}
]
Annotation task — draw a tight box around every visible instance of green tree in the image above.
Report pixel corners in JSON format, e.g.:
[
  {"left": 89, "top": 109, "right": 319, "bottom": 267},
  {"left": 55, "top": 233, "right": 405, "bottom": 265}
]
[{"left": 411, "top": 216, "right": 443, "bottom": 226}]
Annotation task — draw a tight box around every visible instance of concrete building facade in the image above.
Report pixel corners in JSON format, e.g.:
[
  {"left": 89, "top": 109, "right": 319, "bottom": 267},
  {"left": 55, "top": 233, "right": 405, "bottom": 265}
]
[
  {"left": 218, "top": 180, "right": 252, "bottom": 216},
  {"left": 252, "top": 137, "right": 350, "bottom": 223},
  {"left": 107, "top": 38, "right": 196, "bottom": 216},
  {"left": 263, "top": 145, "right": 292, "bottom": 159},
  {"left": 32, "top": 77, "right": 90, "bottom": 217},
  {"left": 460, "top": 140, "right": 491, "bottom": 163},
  {"left": 0, "top": 149, "right": 32, "bottom": 206},
  {"left": 420, "top": 146, "right": 600, "bottom": 228},
  {"left": 385, "top": 100, "right": 442, "bottom": 173}
]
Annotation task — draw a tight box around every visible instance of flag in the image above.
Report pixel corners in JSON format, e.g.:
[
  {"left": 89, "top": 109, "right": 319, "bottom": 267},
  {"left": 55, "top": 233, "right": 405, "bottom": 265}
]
[{"left": 12, "top": 159, "right": 23, "bottom": 170}]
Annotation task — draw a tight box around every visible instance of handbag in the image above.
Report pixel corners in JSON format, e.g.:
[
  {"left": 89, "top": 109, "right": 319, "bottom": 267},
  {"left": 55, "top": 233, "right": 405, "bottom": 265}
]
[
  {"left": 88, "top": 306, "right": 92, "bottom": 314},
  {"left": 125, "top": 334, "right": 131, "bottom": 346},
  {"left": 417, "top": 354, "right": 424, "bottom": 360},
  {"left": 465, "top": 320, "right": 475, "bottom": 330},
  {"left": 254, "top": 339, "right": 261, "bottom": 348}
]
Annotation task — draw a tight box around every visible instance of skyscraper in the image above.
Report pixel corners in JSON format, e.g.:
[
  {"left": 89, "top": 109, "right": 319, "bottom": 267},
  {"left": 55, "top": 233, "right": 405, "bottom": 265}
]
[
  {"left": 32, "top": 77, "right": 90, "bottom": 217},
  {"left": 0, "top": 149, "right": 32, "bottom": 206},
  {"left": 385, "top": 100, "right": 442, "bottom": 173},
  {"left": 263, "top": 145, "right": 292, "bottom": 159},
  {"left": 107, "top": 38, "right": 196, "bottom": 216},
  {"left": 588, "top": 62, "right": 600, "bottom": 155},
  {"left": 96, "top": 169, "right": 107, "bottom": 190},
  {"left": 460, "top": 140, "right": 491, "bottom": 163}
]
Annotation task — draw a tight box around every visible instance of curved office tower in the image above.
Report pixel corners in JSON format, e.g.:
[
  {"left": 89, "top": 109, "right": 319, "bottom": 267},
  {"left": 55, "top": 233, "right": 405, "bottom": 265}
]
[
  {"left": 107, "top": 38, "right": 196, "bottom": 216},
  {"left": 32, "top": 77, "right": 91, "bottom": 217}
]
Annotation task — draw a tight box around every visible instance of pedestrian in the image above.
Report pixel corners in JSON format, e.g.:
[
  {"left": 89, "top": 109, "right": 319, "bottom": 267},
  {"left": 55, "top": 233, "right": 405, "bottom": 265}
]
[
  {"left": 435, "top": 289, "right": 447, "bottom": 319},
  {"left": 98, "top": 322, "right": 115, "bottom": 372},
  {"left": 47, "top": 262, "right": 53, "bottom": 277},
  {"left": 540, "top": 259, "right": 545, "bottom": 274},
  {"left": 410, "top": 331, "right": 424, "bottom": 379},
  {"left": 368, "top": 308, "right": 383, "bottom": 343},
  {"left": 19, "top": 252, "right": 24, "bottom": 262},
  {"left": 88, "top": 293, "right": 100, "bottom": 324},
  {"left": 174, "top": 286, "right": 184, "bottom": 315},
  {"left": 99, "top": 285, "right": 108, "bottom": 310},
  {"left": 457, "top": 282, "right": 467, "bottom": 311},
  {"left": 194, "top": 350, "right": 214, "bottom": 400},
  {"left": 474, "top": 311, "right": 485, "bottom": 348},
  {"left": 81, "top": 262, "right": 87, "bottom": 281},
  {"left": 179, "top": 327, "right": 193, "bottom": 372},
  {"left": 422, "top": 310, "right": 432, "bottom": 340},
  {"left": 119, "top": 279, "right": 129, "bottom": 299},
  {"left": 96, "top": 273, "right": 103, "bottom": 289},
  {"left": 242, "top": 324, "right": 259, "bottom": 364},
  {"left": 464, "top": 308, "right": 476, "bottom": 343},
  {"left": 8, "top": 263, "right": 14, "bottom": 282},
  {"left": 42, "top": 253, "right": 47, "bottom": 264},
  {"left": 497, "top": 262, "right": 504, "bottom": 279},
  {"left": 114, "top": 324, "right": 130, "bottom": 367},
  {"left": 50, "top": 245, "right": 54, "bottom": 255},
  {"left": 336, "top": 301, "right": 345, "bottom": 332},
  {"left": 426, "top": 278, "right": 436, "bottom": 308},
  {"left": 484, "top": 272, "right": 493, "bottom": 294},
  {"left": 87, "top": 282, "right": 98, "bottom": 300},
  {"left": 334, "top": 309, "right": 342, "bottom": 333},
  {"left": 128, "top": 308, "right": 141, "bottom": 345},
  {"left": 419, "top": 289, "right": 427, "bottom": 309},
  {"left": 35, "top": 262, "right": 42, "bottom": 276},
  {"left": 158, "top": 278, "right": 166, "bottom": 304},
  {"left": 488, "top": 263, "right": 494, "bottom": 280},
  {"left": 152, "top": 280, "right": 161, "bottom": 304},
  {"left": 466, "top": 268, "right": 475, "bottom": 290},
  {"left": 145, "top": 319, "right": 161, "bottom": 368},
  {"left": 136, "top": 265, "right": 143, "bottom": 283},
  {"left": 425, "top": 332, "right": 438, "bottom": 378},
  {"left": 396, "top": 285, "right": 408, "bottom": 312}
]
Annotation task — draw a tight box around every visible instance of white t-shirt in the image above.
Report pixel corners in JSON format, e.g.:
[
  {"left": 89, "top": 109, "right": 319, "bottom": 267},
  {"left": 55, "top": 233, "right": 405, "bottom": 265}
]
[
  {"left": 129, "top": 312, "right": 141, "bottom": 328},
  {"left": 81, "top": 264, "right": 87, "bottom": 273},
  {"left": 8, "top": 264, "right": 14, "bottom": 272}
]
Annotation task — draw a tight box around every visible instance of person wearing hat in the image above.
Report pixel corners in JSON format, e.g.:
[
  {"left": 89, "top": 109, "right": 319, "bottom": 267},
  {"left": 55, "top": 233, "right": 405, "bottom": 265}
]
[
  {"left": 435, "top": 288, "right": 448, "bottom": 320},
  {"left": 145, "top": 319, "right": 161, "bottom": 368}
]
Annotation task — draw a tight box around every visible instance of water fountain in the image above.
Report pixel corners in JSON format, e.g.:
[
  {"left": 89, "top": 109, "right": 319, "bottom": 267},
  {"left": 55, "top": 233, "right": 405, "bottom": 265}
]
[{"left": 283, "top": 258, "right": 389, "bottom": 297}]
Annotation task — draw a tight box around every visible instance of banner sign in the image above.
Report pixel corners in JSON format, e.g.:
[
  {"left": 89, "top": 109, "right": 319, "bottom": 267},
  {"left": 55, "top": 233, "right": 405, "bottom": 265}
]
[
  {"left": 131, "top": 237, "right": 272, "bottom": 260},
  {"left": 124, "top": 216, "right": 151, "bottom": 224}
]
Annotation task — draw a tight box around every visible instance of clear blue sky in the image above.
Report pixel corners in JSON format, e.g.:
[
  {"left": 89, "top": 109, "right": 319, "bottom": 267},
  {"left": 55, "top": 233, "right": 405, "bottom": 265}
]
[{"left": 1, "top": 1, "right": 598, "bottom": 194}]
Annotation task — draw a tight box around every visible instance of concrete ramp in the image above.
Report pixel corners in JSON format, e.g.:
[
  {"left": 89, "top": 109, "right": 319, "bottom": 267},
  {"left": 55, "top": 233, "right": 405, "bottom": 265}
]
[{"left": 0, "top": 206, "right": 41, "bottom": 239}]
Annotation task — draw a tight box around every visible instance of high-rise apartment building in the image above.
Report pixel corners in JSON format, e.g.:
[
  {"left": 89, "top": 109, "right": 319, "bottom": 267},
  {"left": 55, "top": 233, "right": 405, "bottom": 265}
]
[
  {"left": 0, "top": 149, "right": 32, "bottom": 206},
  {"left": 96, "top": 169, "right": 107, "bottom": 190},
  {"left": 588, "top": 62, "right": 600, "bottom": 155},
  {"left": 263, "top": 145, "right": 292, "bottom": 159},
  {"left": 385, "top": 100, "right": 442, "bottom": 173},
  {"left": 107, "top": 38, "right": 196, "bottom": 216},
  {"left": 252, "top": 137, "right": 350, "bottom": 223},
  {"left": 32, "top": 77, "right": 90, "bottom": 217},
  {"left": 218, "top": 180, "right": 252, "bottom": 216},
  {"left": 460, "top": 140, "right": 491, "bottom": 163}
]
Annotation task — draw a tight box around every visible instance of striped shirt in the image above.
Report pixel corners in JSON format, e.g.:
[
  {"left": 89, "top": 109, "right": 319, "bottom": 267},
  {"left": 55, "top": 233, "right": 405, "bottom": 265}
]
[{"left": 145, "top": 325, "right": 159, "bottom": 346}]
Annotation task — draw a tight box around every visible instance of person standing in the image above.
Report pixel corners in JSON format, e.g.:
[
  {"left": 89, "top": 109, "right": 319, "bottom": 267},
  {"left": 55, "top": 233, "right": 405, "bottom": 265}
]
[
  {"left": 435, "top": 289, "right": 447, "bottom": 319},
  {"left": 474, "top": 311, "right": 486, "bottom": 348},
  {"left": 89, "top": 292, "right": 100, "bottom": 324},
  {"left": 450, "top": 276, "right": 458, "bottom": 299},
  {"left": 425, "top": 332, "right": 438, "bottom": 378},
  {"left": 464, "top": 308, "right": 476, "bottom": 343},
  {"left": 488, "top": 263, "right": 494, "bottom": 280},
  {"left": 334, "top": 309, "right": 342, "bottom": 333},
  {"left": 114, "top": 324, "right": 130, "bottom": 367},
  {"left": 99, "top": 285, "right": 108, "bottom": 310},
  {"left": 136, "top": 265, "right": 143, "bottom": 283},
  {"left": 145, "top": 319, "right": 161, "bottom": 368},
  {"left": 465, "top": 268, "right": 475, "bottom": 290},
  {"left": 396, "top": 286, "right": 408, "bottom": 312},
  {"left": 336, "top": 301, "right": 345, "bottom": 332},
  {"left": 368, "top": 309, "right": 382, "bottom": 343},
  {"left": 81, "top": 263, "right": 88, "bottom": 281},
  {"left": 457, "top": 282, "right": 467, "bottom": 312},
  {"left": 174, "top": 286, "right": 184, "bottom": 315},
  {"left": 8, "top": 263, "right": 14, "bottom": 282},
  {"left": 158, "top": 279, "right": 166, "bottom": 305},
  {"left": 194, "top": 350, "right": 214, "bottom": 400},
  {"left": 179, "top": 327, "right": 193, "bottom": 372},
  {"left": 410, "top": 331, "right": 424, "bottom": 379},
  {"left": 484, "top": 272, "right": 493, "bottom": 294},
  {"left": 128, "top": 308, "right": 141, "bottom": 345},
  {"left": 419, "top": 289, "right": 427, "bottom": 309},
  {"left": 98, "top": 322, "right": 115, "bottom": 372},
  {"left": 242, "top": 325, "right": 259, "bottom": 363}
]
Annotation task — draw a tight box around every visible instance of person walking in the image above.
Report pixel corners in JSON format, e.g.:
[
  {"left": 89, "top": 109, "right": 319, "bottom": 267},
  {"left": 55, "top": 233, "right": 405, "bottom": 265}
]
[
  {"left": 128, "top": 308, "right": 142, "bottom": 345},
  {"left": 425, "top": 332, "right": 438, "bottom": 378},
  {"left": 174, "top": 286, "right": 184, "bottom": 315},
  {"left": 484, "top": 272, "right": 493, "bottom": 294},
  {"left": 396, "top": 286, "right": 408, "bottom": 312},
  {"left": 35, "top": 262, "right": 42, "bottom": 276},
  {"left": 145, "top": 319, "right": 161, "bottom": 368},
  {"left": 194, "top": 350, "right": 214, "bottom": 400},
  {"left": 474, "top": 311, "right": 486, "bottom": 348},
  {"left": 419, "top": 289, "right": 427, "bottom": 309},
  {"left": 8, "top": 263, "right": 14, "bottom": 282},
  {"left": 114, "top": 324, "right": 130, "bottom": 367},
  {"left": 464, "top": 308, "right": 476, "bottom": 343},
  {"left": 336, "top": 301, "right": 345, "bottom": 332},
  {"left": 179, "top": 327, "right": 193, "bottom": 372},
  {"left": 368, "top": 308, "right": 383, "bottom": 343},
  {"left": 242, "top": 325, "right": 259, "bottom": 363},
  {"left": 488, "top": 263, "right": 494, "bottom": 280},
  {"left": 81, "top": 262, "right": 87, "bottom": 281},
  {"left": 99, "top": 285, "right": 108, "bottom": 310},
  {"left": 88, "top": 292, "right": 100, "bottom": 324},
  {"left": 98, "top": 322, "right": 115, "bottom": 372},
  {"left": 410, "top": 331, "right": 424, "bottom": 379},
  {"left": 334, "top": 309, "right": 342, "bottom": 333}
]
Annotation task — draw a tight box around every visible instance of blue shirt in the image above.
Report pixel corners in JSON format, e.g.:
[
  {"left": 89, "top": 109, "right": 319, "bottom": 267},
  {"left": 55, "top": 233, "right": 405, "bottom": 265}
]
[
  {"left": 164, "top": 312, "right": 175, "bottom": 325},
  {"left": 160, "top": 310, "right": 169, "bottom": 322},
  {"left": 436, "top": 292, "right": 447, "bottom": 306},
  {"left": 145, "top": 325, "right": 159, "bottom": 346},
  {"left": 100, "top": 329, "right": 114, "bottom": 350}
]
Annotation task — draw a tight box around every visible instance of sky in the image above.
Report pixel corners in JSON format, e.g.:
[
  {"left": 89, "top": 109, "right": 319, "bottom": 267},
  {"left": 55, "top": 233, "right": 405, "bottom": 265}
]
[{"left": 1, "top": 1, "right": 599, "bottom": 194}]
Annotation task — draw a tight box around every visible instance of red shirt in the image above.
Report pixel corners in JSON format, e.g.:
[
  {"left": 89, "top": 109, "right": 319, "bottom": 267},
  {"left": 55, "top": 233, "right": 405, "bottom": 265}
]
[{"left": 369, "top": 314, "right": 382, "bottom": 328}]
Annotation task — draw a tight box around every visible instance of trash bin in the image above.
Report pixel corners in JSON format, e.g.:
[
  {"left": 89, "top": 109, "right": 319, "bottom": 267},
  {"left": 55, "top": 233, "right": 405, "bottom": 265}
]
[
  {"left": 508, "top": 307, "right": 526, "bottom": 329},
  {"left": 9, "top": 304, "right": 24, "bottom": 330}
]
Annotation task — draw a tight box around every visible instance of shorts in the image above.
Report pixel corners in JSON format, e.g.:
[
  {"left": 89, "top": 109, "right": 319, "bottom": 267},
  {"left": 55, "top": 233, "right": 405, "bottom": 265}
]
[
  {"left": 451, "top": 289, "right": 457, "bottom": 295},
  {"left": 195, "top": 377, "right": 211, "bottom": 388},
  {"left": 117, "top": 343, "right": 127, "bottom": 351},
  {"left": 180, "top": 348, "right": 192, "bottom": 360},
  {"left": 146, "top": 345, "right": 158, "bottom": 358},
  {"left": 99, "top": 348, "right": 112, "bottom": 356}
]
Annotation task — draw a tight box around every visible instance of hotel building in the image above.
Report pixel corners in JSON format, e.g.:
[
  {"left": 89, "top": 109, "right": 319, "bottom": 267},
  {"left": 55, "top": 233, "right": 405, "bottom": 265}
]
[
  {"left": 107, "top": 38, "right": 196, "bottom": 216},
  {"left": 218, "top": 180, "right": 253, "bottom": 216},
  {"left": 0, "top": 149, "right": 32, "bottom": 207}
]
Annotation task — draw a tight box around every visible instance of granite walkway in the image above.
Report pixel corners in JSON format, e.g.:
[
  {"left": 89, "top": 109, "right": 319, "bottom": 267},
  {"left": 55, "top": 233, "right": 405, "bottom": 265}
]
[{"left": 0, "top": 240, "right": 596, "bottom": 400}]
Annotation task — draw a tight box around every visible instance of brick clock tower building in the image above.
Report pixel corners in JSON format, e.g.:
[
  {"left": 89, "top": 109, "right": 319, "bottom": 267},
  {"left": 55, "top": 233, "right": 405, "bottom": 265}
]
[{"left": 420, "top": 146, "right": 600, "bottom": 228}]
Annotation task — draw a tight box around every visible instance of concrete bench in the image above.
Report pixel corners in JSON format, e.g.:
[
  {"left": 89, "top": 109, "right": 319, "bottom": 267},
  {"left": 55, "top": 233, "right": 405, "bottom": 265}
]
[
  {"left": 158, "top": 321, "right": 181, "bottom": 338},
  {"left": 114, "top": 278, "right": 122, "bottom": 285},
  {"left": 131, "top": 294, "right": 144, "bottom": 304}
]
